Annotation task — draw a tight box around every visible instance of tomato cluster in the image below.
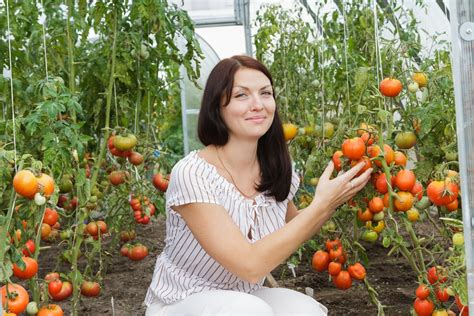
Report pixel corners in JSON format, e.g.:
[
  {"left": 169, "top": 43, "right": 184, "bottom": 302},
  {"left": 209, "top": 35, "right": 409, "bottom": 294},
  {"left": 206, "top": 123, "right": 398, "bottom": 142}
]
[
  {"left": 129, "top": 196, "right": 156, "bottom": 224},
  {"left": 120, "top": 243, "right": 149, "bottom": 261},
  {"left": 312, "top": 239, "right": 366, "bottom": 290},
  {"left": 13, "top": 170, "right": 55, "bottom": 202}
]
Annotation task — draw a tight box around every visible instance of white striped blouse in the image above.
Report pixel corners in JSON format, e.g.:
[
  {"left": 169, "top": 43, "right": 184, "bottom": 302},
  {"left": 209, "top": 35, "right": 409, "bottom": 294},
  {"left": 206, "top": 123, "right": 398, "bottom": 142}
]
[{"left": 144, "top": 150, "right": 300, "bottom": 305}]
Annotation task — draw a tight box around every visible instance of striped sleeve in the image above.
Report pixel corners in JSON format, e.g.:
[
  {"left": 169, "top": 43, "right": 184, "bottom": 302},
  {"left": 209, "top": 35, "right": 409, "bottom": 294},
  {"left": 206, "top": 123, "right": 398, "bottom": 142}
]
[
  {"left": 166, "top": 159, "right": 219, "bottom": 209},
  {"left": 287, "top": 163, "right": 300, "bottom": 202}
]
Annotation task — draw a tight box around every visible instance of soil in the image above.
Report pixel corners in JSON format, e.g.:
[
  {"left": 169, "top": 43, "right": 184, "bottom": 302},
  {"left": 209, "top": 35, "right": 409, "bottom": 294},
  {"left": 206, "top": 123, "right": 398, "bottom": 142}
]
[{"left": 35, "top": 214, "right": 420, "bottom": 316}]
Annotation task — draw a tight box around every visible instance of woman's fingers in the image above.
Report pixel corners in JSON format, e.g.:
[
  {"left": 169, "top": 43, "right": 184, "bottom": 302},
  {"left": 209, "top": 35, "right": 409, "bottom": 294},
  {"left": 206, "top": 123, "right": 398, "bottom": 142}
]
[
  {"left": 340, "top": 161, "right": 367, "bottom": 182},
  {"left": 348, "top": 168, "right": 373, "bottom": 191},
  {"left": 320, "top": 161, "right": 334, "bottom": 181}
]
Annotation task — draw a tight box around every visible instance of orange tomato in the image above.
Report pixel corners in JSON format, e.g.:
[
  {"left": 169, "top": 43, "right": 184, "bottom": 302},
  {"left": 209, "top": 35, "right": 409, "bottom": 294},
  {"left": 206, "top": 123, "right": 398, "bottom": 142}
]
[
  {"left": 38, "top": 304, "right": 64, "bottom": 316},
  {"left": 1, "top": 283, "right": 29, "bottom": 314},
  {"left": 368, "top": 196, "right": 384, "bottom": 213},
  {"left": 41, "top": 223, "right": 52, "bottom": 240},
  {"left": 357, "top": 208, "right": 374, "bottom": 222},
  {"left": 394, "top": 191, "right": 414, "bottom": 212},
  {"left": 395, "top": 169, "right": 416, "bottom": 191},
  {"left": 446, "top": 199, "right": 459, "bottom": 212},
  {"left": 13, "top": 170, "right": 38, "bottom": 199},
  {"left": 37, "top": 173, "right": 55, "bottom": 197},
  {"left": 394, "top": 151, "right": 407, "bottom": 166},
  {"left": 368, "top": 144, "right": 395, "bottom": 167},
  {"left": 379, "top": 78, "right": 403, "bottom": 97},
  {"left": 342, "top": 137, "right": 366, "bottom": 160}
]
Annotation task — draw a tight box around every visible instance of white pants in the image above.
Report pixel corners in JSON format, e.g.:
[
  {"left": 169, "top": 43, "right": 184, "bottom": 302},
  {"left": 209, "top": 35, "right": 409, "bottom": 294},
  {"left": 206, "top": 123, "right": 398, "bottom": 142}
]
[{"left": 145, "top": 288, "right": 328, "bottom": 316}]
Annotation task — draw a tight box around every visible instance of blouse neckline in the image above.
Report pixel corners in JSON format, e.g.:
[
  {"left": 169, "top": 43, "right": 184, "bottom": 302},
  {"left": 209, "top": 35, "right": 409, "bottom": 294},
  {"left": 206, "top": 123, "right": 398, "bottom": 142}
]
[{"left": 191, "top": 150, "right": 267, "bottom": 204}]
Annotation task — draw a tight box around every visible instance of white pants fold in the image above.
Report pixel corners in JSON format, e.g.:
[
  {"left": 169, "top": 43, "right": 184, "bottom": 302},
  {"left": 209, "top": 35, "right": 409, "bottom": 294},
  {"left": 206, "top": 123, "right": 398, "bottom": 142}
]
[{"left": 145, "top": 288, "right": 328, "bottom": 316}]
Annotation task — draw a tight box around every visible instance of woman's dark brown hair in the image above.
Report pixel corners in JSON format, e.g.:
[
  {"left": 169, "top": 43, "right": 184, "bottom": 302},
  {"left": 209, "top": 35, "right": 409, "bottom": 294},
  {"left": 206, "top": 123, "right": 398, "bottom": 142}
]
[{"left": 197, "top": 55, "right": 292, "bottom": 202}]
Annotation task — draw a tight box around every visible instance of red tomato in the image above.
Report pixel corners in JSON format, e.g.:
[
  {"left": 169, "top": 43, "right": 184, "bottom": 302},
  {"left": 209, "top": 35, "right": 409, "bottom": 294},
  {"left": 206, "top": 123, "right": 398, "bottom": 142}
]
[
  {"left": 333, "top": 271, "right": 352, "bottom": 290},
  {"left": 435, "top": 287, "right": 450, "bottom": 302},
  {"left": 152, "top": 173, "right": 169, "bottom": 192},
  {"left": 341, "top": 137, "right": 366, "bottom": 160},
  {"left": 350, "top": 156, "right": 372, "bottom": 176},
  {"left": 22, "top": 239, "right": 36, "bottom": 257},
  {"left": 45, "top": 272, "right": 60, "bottom": 283},
  {"left": 411, "top": 182, "right": 423, "bottom": 201},
  {"left": 12, "top": 257, "right": 38, "bottom": 279},
  {"left": 48, "top": 280, "right": 63, "bottom": 296},
  {"left": 43, "top": 208, "right": 59, "bottom": 226},
  {"left": 50, "top": 281, "right": 73, "bottom": 301},
  {"left": 427, "top": 266, "right": 447, "bottom": 285},
  {"left": 332, "top": 151, "right": 343, "bottom": 171},
  {"left": 348, "top": 262, "right": 366, "bottom": 280},
  {"left": 413, "top": 298, "right": 434, "bottom": 316},
  {"left": 80, "top": 281, "right": 101, "bottom": 297},
  {"left": 455, "top": 295, "right": 469, "bottom": 316},
  {"left": 427, "top": 180, "right": 459, "bottom": 206},
  {"left": 311, "top": 250, "right": 330, "bottom": 272},
  {"left": 325, "top": 239, "right": 342, "bottom": 251},
  {"left": 328, "top": 262, "right": 342, "bottom": 276},
  {"left": 128, "top": 244, "right": 149, "bottom": 261},
  {"left": 86, "top": 222, "right": 99, "bottom": 236},
  {"left": 415, "top": 284, "right": 430, "bottom": 299}
]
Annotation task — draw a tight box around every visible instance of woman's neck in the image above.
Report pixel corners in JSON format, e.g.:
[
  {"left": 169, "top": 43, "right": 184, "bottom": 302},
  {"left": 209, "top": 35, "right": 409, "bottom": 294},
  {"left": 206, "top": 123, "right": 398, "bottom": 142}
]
[{"left": 215, "top": 139, "right": 259, "bottom": 172}]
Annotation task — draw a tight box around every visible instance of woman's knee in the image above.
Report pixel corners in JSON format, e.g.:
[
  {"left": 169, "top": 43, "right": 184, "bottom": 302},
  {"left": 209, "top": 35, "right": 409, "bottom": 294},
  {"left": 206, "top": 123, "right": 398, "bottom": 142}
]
[
  {"left": 252, "top": 287, "right": 327, "bottom": 315},
  {"left": 163, "top": 290, "right": 273, "bottom": 316}
]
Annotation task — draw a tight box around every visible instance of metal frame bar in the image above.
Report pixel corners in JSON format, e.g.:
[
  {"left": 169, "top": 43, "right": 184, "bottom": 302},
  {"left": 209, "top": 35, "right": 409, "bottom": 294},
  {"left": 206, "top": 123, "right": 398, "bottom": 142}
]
[{"left": 449, "top": 0, "right": 474, "bottom": 312}]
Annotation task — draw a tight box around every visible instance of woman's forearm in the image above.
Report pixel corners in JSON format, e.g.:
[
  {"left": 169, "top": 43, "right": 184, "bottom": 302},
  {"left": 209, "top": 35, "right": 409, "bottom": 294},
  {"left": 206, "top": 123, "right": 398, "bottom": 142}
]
[{"left": 246, "top": 199, "right": 333, "bottom": 283}]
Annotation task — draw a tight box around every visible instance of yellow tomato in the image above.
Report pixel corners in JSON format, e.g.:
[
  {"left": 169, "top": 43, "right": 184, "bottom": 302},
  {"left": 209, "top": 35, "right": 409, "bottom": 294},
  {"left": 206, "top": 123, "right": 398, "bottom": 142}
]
[
  {"left": 282, "top": 123, "right": 298, "bottom": 141},
  {"left": 412, "top": 72, "right": 428, "bottom": 88},
  {"left": 407, "top": 209, "right": 420, "bottom": 222}
]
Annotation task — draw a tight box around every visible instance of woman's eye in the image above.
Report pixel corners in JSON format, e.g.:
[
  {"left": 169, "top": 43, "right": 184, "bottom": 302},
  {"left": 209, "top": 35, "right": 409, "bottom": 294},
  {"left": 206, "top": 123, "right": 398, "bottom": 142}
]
[
  {"left": 262, "top": 91, "right": 273, "bottom": 96},
  {"left": 235, "top": 93, "right": 246, "bottom": 98}
]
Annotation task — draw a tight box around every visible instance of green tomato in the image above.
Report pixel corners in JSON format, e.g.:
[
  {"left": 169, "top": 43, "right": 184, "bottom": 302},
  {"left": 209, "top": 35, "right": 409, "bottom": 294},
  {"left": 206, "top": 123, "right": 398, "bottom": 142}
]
[
  {"left": 408, "top": 82, "right": 419, "bottom": 93},
  {"left": 415, "top": 197, "right": 432, "bottom": 210},
  {"left": 445, "top": 151, "right": 458, "bottom": 161},
  {"left": 362, "top": 230, "right": 378, "bottom": 243},
  {"left": 27, "top": 301, "right": 39, "bottom": 315},
  {"left": 309, "top": 177, "right": 319, "bottom": 186},
  {"left": 395, "top": 131, "right": 416, "bottom": 149},
  {"left": 323, "top": 122, "right": 335, "bottom": 138},
  {"left": 453, "top": 233, "right": 464, "bottom": 246},
  {"left": 372, "top": 211, "right": 385, "bottom": 222},
  {"left": 322, "top": 220, "right": 336, "bottom": 232},
  {"left": 60, "top": 229, "right": 72, "bottom": 240}
]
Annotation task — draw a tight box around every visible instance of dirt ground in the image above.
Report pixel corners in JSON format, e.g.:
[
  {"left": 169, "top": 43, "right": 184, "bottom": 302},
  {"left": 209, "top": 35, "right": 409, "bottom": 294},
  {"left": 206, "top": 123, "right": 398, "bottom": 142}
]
[{"left": 36, "top": 214, "right": 420, "bottom": 316}]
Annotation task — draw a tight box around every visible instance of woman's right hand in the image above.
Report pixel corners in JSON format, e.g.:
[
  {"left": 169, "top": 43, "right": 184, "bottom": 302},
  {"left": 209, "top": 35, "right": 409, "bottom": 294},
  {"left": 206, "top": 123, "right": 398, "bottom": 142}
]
[{"left": 311, "top": 161, "right": 373, "bottom": 212}]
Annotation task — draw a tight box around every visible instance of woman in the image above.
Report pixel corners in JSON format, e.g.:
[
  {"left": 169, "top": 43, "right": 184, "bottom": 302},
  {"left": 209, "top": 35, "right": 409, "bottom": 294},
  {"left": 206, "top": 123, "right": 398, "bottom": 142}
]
[{"left": 144, "top": 55, "right": 372, "bottom": 315}]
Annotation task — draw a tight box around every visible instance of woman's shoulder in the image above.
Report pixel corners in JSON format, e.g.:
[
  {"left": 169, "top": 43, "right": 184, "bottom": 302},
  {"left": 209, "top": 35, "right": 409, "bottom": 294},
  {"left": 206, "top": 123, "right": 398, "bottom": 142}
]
[{"left": 170, "top": 150, "right": 217, "bottom": 179}]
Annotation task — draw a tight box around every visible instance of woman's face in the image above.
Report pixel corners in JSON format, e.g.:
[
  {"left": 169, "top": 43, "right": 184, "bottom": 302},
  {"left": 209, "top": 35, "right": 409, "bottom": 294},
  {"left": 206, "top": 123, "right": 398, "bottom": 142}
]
[{"left": 220, "top": 67, "right": 276, "bottom": 141}]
